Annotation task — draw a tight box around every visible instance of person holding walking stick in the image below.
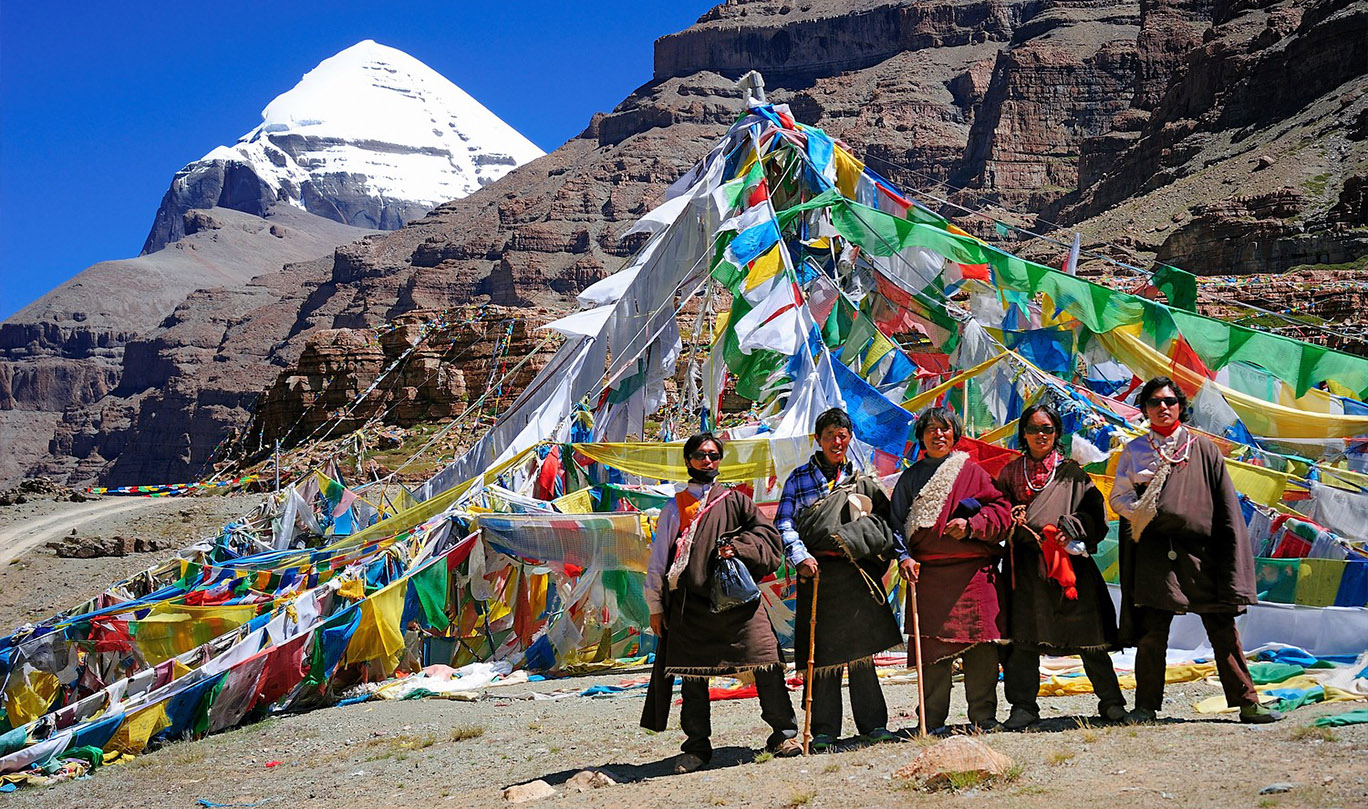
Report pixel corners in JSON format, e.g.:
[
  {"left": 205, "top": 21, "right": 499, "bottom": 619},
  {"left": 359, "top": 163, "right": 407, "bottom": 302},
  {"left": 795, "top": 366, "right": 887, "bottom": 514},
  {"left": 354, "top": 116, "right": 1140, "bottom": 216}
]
[
  {"left": 891, "top": 407, "right": 1012, "bottom": 734},
  {"left": 776, "top": 408, "right": 903, "bottom": 752}
]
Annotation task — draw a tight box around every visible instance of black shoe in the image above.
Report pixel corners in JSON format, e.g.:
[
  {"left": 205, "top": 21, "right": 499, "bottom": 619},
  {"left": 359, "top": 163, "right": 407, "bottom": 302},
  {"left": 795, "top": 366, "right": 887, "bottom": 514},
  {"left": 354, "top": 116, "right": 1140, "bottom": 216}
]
[
  {"left": 1003, "top": 707, "right": 1039, "bottom": 731},
  {"left": 1126, "top": 707, "right": 1158, "bottom": 725}
]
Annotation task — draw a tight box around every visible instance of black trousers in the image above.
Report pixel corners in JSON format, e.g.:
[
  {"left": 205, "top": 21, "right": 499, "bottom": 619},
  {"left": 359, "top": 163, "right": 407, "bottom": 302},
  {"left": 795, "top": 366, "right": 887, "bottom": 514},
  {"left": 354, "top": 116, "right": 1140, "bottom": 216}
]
[
  {"left": 922, "top": 643, "right": 999, "bottom": 731},
  {"left": 801, "top": 656, "right": 888, "bottom": 739},
  {"left": 680, "top": 667, "right": 797, "bottom": 760},
  {"left": 1133, "top": 606, "right": 1258, "bottom": 712},
  {"left": 1003, "top": 645, "right": 1125, "bottom": 716}
]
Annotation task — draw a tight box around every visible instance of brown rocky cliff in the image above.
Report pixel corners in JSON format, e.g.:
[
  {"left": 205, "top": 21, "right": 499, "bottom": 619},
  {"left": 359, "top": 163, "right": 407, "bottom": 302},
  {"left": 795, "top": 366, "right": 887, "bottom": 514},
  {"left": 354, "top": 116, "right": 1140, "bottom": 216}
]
[
  {"left": 242, "top": 308, "right": 557, "bottom": 455},
  {"left": 13, "top": 0, "right": 1367, "bottom": 487},
  {"left": 1060, "top": 0, "right": 1368, "bottom": 275}
]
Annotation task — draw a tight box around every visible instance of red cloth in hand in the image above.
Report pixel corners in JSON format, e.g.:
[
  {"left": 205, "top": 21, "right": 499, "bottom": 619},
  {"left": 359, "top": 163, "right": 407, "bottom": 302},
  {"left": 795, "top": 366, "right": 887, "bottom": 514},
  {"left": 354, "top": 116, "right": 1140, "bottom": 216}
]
[{"left": 1040, "top": 524, "right": 1078, "bottom": 600}]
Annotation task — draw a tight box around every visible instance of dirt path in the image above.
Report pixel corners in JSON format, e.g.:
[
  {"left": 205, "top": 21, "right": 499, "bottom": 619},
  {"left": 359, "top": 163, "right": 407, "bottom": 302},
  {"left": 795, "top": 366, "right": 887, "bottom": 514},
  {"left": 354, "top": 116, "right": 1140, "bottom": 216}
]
[{"left": 0, "top": 497, "right": 157, "bottom": 566}]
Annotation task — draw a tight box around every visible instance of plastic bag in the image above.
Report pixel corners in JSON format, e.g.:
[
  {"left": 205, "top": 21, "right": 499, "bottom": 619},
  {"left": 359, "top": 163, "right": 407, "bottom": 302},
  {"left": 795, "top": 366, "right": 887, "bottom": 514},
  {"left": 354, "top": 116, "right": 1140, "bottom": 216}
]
[{"left": 708, "top": 539, "right": 760, "bottom": 613}]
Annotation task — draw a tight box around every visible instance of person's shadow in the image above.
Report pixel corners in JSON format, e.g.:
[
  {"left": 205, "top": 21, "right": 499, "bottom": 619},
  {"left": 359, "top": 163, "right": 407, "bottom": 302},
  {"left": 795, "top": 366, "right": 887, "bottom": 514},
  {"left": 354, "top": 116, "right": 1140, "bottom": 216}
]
[
  {"left": 1007, "top": 715, "right": 1186, "bottom": 733},
  {"left": 512, "top": 745, "right": 756, "bottom": 788}
]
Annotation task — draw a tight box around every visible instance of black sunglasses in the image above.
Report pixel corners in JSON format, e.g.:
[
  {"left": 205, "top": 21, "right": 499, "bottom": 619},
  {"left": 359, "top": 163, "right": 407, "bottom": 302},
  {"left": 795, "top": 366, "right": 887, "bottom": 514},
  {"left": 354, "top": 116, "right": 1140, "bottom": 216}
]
[
  {"left": 1146, "top": 396, "right": 1181, "bottom": 408},
  {"left": 1023, "top": 424, "right": 1056, "bottom": 435},
  {"left": 689, "top": 451, "right": 722, "bottom": 461}
]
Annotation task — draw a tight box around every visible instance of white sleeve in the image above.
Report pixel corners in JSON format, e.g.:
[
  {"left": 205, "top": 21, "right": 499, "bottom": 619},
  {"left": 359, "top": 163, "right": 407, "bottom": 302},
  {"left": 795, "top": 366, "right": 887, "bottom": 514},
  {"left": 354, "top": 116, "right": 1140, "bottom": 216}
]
[
  {"left": 1108, "top": 448, "right": 1140, "bottom": 520},
  {"left": 644, "top": 501, "right": 678, "bottom": 615}
]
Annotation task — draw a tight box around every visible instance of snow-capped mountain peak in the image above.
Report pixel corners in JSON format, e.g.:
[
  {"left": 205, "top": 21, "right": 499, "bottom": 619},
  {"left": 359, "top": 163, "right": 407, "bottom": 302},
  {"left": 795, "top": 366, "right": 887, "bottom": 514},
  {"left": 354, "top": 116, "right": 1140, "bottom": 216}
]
[{"left": 145, "top": 40, "right": 544, "bottom": 253}]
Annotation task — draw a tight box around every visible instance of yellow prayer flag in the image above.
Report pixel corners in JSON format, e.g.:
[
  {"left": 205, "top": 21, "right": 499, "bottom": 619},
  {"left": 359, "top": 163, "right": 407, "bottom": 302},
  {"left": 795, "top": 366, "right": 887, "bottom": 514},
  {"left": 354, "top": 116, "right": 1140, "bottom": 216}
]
[
  {"left": 1088, "top": 474, "right": 1119, "bottom": 522},
  {"left": 1295, "top": 559, "right": 1346, "bottom": 607},
  {"left": 573, "top": 437, "right": 778, "bottom": 483},
  {"left": 860, "top": 330, "right": 896, "bottom": 378},
  {"left": 134, "top": 603, "right": 258, "bottom": 666},
  {"left": 107, "top": 703, "right": 171, "bottom": 755},
  {"left": 343, "top": 577, "right": 407, "bottom": 668},
  {"left": 552, "top": 488, "right": 595, "bottom": 514},
  {"left": 1225, "top": 459, "right": 1289, "bottom": 507},
  {"left": 1, "top": 667, "right": 60, "bottom": 727},
  {"left": 743, "top": 244, "right": 785, "bottom": 295},
  {"left": 831, "top": 146, "right": 864, "bottom": 198}
]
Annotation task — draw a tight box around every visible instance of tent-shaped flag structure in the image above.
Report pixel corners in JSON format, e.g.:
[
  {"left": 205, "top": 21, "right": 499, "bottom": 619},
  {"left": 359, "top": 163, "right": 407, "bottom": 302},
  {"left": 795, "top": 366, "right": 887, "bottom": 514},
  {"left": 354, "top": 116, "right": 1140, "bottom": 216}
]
[{"left": 3, "top": 96, "right": 1367, "bottom": 787}]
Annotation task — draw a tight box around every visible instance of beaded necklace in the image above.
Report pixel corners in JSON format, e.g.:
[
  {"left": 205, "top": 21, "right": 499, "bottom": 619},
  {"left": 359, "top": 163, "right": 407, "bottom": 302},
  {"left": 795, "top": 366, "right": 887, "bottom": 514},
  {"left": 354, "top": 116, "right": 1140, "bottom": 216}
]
[
  {"left": 1148, "top": 428, "right": 1193, "bottom": 466},
  {"left": 1023, "top": 451, "right": 1059, "bottom": 494}
]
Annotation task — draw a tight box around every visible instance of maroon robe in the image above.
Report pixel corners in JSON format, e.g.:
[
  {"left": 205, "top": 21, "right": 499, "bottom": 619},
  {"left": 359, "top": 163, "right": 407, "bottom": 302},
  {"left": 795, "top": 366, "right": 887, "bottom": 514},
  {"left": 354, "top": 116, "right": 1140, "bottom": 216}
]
[{"left": 895, "top": 456, "right": 1012, "bottom": 663}]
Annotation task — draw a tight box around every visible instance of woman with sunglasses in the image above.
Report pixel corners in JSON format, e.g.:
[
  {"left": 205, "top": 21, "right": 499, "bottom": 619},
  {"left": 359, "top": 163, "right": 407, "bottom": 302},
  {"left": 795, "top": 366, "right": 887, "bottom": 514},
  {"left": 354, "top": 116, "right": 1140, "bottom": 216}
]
[
  {"left": 641, "top": 432, "right": 801, "bottom": 772},
  {"left": 1109, "top": 377, "right": 1281, "bottom": 724},
  {"left": 994, "top": 404, "right": 1126, "bottom": 730}
]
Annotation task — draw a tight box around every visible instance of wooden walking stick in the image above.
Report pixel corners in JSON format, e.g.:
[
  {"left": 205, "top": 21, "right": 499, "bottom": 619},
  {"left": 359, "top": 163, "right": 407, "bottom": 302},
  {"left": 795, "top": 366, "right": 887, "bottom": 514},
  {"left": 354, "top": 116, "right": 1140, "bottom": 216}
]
[
  {"left": 802, "top": 567, "right": 820, "bottom": 755},
  {"left": 907, "top": 569, "right": 928, "bottom": 738}
]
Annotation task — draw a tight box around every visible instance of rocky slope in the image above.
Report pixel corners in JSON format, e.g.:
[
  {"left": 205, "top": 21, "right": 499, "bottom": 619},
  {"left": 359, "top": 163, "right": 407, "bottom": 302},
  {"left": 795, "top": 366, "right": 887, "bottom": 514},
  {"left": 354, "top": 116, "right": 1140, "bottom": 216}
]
[
  {"left": 0, "top": 207, "right": 376, "bottom": 484},
  {"left": 10, "top": 0, "right": 1367, "bottom": 486},
  {"left": 3, "top": 41, "right": 545, "bottom": 486},
  {"left": 1050, "top": 0, "right": 1368, "bottom": 275}
]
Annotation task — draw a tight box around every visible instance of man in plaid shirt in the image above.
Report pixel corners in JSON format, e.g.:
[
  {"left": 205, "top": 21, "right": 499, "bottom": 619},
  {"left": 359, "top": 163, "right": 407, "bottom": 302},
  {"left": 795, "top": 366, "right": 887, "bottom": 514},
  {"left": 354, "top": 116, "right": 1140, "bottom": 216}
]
[{"left": 777, "top": 408, "right": 903, "bottom": 750}]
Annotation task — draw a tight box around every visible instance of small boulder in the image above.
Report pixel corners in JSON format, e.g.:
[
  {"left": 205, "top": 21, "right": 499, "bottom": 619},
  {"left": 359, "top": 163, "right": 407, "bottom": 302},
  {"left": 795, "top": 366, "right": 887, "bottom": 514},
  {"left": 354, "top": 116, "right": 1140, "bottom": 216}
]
[
  {"left": 895, "top": 736, "right": 1015, "bottom": 789},
  {"left": 503, "top": 780, "right": 556, "bottom": 803},
  {"left": 566, "top": 769, "right": 617, "bottom": 791},
  {"left": 1255, "top": 154, "right": 1277, "bottom": 170},
  {"left": 1259, "top": 782, "right": 1295, "bottom": 795}
]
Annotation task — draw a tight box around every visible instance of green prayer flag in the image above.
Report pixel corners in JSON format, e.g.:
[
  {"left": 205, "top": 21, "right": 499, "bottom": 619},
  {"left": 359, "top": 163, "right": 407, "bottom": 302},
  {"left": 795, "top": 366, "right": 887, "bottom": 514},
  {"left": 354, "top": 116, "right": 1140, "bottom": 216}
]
[
  {"left": 1151, "top": 264, "right": 1197, "bottom": 311},
  {"left": 410, "top": 559, "right": 451, "bottom": 632}
]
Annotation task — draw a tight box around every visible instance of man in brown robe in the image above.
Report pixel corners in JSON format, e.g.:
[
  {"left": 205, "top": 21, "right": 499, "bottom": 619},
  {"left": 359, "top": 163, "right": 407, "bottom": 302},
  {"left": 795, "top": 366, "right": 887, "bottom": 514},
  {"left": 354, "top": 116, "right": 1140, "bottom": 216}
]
[
  {"left": 777, "top": 408, "right": 903, "bottom": 750},
  {"left": 641, "top": 433, "right": 800, "bottom": 772},
  {"left": 1110, "top": 376, "right": 1282, "bottom": 724}
]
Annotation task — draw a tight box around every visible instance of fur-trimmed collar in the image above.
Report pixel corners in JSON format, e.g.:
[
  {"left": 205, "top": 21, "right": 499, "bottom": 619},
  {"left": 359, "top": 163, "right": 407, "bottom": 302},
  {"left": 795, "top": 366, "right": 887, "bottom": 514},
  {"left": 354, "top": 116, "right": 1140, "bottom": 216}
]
[{"left": 904, "top": 451, "right": 969, "bottom": 537}]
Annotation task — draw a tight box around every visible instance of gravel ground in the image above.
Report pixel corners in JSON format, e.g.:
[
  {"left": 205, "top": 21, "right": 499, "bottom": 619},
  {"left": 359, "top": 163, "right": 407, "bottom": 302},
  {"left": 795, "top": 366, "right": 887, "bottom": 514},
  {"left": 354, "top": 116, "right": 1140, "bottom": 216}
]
[
  {"left": 3, "top": 670, "right": 1365, "bottom": 809},
  {"left": 0, "top": 493, "right": 259, "bottom": 632},
  {"left": 0, "top": 497, "right": 1364, "bottom": 809}
]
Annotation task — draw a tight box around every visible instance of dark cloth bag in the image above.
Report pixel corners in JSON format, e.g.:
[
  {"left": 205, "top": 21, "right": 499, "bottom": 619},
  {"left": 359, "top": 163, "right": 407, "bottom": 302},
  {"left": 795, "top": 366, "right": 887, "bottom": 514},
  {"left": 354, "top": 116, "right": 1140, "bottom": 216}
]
[{"left": 796, "top": 477, "right": 896, "bottom": 562}]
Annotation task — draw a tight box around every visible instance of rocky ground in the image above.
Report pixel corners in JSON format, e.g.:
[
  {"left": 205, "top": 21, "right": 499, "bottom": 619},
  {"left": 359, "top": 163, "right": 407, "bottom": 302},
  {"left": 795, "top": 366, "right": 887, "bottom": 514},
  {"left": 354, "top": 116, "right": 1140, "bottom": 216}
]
[{"left": 0, "top": 497, "right": 1365, "bottom": 809}]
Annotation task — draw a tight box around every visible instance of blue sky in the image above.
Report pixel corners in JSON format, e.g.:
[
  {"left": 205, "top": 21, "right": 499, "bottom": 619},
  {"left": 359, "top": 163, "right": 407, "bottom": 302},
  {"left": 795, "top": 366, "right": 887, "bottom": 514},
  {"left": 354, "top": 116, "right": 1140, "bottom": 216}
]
[{"left": 0, "top": 1, "right": 710, "bottom": 320}]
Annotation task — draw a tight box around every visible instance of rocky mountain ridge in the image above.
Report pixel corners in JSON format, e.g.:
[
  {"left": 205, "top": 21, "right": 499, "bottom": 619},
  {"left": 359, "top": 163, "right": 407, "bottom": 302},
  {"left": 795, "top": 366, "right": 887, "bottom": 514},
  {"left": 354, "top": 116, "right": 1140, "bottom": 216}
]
[
  {"left": 2, "top": 41, "right": 546, "bottom": 486},
  {"left": 7, "top": 0, "right": 1366, "bottom": 486}
]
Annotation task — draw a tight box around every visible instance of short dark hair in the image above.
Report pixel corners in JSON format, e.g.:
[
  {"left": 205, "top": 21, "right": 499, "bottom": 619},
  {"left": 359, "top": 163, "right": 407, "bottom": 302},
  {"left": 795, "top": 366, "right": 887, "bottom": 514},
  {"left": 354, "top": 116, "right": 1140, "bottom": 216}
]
[
  {"left": 914, "top": 406, "right": 963, "bottom": 444},
  {"left": 814, "top": 408, "right": 853, "bottom": 436},
  {"left": 682, "top": 432, "right": 724, "bottom": 461},
  {"left": 1017, "top": 403, "right": 1064, "bottom": 453},
  {"left": 1136, "top": 376, "right": 1190, "bottom": 423}
]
